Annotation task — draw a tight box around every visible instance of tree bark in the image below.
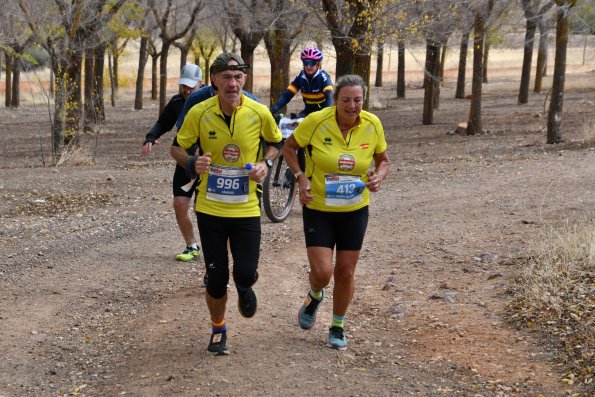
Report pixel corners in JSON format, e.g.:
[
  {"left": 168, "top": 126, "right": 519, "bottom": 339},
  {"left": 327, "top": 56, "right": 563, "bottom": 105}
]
[
  {"left": 423, "top": 40, "right": 440, "bottom": 125},
  {"left": 83, "top": 49, "right": 95, "bottom": 132},
  {"left": 467, "top": 12, "right": 486, "bottom": 135},
  {"left": 455, "top": 30, "right": 471, "bottom": 99},
  {"left": 397, "top": 40, "right": 405, "bottom": 98},
  {"left": 4, "top": 54, "right": 12, "bottom": 108},
  {"left": 547, "top": 5, "right": 571, "bottom": 144},
  {"left": 534, "top": 19, "right": 549, "bottom": 92},
  {"left": 375, "top": 40, "right": 384, "bottom": 87},
  {"left": 10, "top": 57, "right": 20, "bottom": 108},
  {"left": 482, "top": 41, "right": 490, "bottom": 83},
  {"left": 94, "top": 44, "right": 106, "bottom": 122},
  {"left": 135, "top": 36, "right": 149, "bottom": 110},
  {"left": 151, "top": 54, "right": 158, "bottom": 101},
  {"left": 518, "top": 18, "right": 537, "bottom": 104}
]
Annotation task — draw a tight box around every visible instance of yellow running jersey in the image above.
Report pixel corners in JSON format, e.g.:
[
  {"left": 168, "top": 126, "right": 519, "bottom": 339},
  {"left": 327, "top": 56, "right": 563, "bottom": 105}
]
[
  {"left": 177, "top": 94, "right": 282, "bottom": 217},
  {"left": 292, "top": 106, "right": 387, "bottom": 212}
]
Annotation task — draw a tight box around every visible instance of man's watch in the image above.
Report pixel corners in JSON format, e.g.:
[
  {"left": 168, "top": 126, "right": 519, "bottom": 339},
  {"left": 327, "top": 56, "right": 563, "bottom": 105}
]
[{"left": 263, "top": 158, "right": 274, "bottom": 169}]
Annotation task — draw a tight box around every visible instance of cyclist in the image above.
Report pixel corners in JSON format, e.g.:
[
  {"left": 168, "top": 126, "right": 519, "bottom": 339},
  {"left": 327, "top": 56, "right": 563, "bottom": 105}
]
[
  {"left": 141, "top": 63, "right": 203, "bottom": 263},
  {"left": 282, "top": 74, "right": 390, "bottom": 350},
  {"left": 270, "top": 47, "right": 334, "bottom": 118},
  {"left": 170, "top": 53, "right": 282, "bottom": 357}
]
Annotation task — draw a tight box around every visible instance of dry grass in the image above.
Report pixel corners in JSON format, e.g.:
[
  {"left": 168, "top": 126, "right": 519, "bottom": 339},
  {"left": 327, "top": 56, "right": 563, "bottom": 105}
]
[{"left": 506, "top": 217, "right": 595, "bottom": 388}]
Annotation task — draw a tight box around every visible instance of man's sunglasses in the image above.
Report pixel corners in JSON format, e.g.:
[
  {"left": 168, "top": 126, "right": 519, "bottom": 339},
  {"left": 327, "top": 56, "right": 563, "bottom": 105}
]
[{"left": 303, "top": 60, "right": 318, "bottom": 67}]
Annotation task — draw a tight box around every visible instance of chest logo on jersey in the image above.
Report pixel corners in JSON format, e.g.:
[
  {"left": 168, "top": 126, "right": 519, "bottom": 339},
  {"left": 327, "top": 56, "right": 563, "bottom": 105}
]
[
  {"left": 209, "top": 131, "right": 217, "bottom": 139},
  {"left": 323, "top": 137, "right": 332, "bottom": 146},
  {"left": 338, "top": 153, "right": 356, "bottom": 172},
  {"left": 222, "top": 144, "right": 241, "bottom": 163},
  {"left": 360, "top": 143, "right": 369, "bottom": 149}
]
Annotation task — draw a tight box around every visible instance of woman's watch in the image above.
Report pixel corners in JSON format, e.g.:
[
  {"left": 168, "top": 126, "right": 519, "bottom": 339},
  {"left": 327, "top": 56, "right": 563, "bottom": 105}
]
[{"left": 263, "top": 158, "right": 274, "bottom": 168}]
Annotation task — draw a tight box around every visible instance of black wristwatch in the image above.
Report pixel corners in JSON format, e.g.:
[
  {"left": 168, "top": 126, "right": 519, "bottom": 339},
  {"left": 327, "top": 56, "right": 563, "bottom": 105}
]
[{"left": 263, "top": 158, "right": 274, "bottom": 169}]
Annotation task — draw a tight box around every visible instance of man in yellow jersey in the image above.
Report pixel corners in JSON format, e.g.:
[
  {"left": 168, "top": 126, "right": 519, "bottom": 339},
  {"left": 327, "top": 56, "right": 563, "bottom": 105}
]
[
  {"left": 170, "top": 53, "right": 283, "bottom": 356},
  {"left": 282, "top": 74, "right": 390, "bottom": 350}
]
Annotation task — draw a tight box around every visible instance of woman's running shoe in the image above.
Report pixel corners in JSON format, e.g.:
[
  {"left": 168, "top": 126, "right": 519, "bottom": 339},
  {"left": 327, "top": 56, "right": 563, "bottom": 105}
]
[{"left": 328, "top": 326, "right": 347, "bottom": 350}]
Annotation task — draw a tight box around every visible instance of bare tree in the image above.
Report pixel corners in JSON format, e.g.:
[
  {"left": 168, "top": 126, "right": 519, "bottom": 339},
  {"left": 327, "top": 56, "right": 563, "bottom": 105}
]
[
  {"left": 534, "top": 10, "right": 555, "bottom": 92},
  {"left": 397, "top": 38, "right": 406, "bottom": 98},
  {"left": 518, "top": 0, "right": 555, "bottom": 104},
  {"left": 218, "top": 1, "right": 270, "bottom": 92},
  {"left": 455, "top": 27, "right": 472, "bottom": 99},
  {"left": 467, "top": 0, "right": 495, "bottom": 135},
  {"left": 263, "top": 0, "right": 307, "bottom": 109},
  {"left": 547, "top": 0, "right": 576, "bottom": 144},
  {"left": 17, "top": 0, "right": 127, "bottom": 157},
  {"left": 149, "top": 0, "right": 204, "bottom": 112},
  {"left": 1, "top": 2, "right": 35, "bottom": 108}
]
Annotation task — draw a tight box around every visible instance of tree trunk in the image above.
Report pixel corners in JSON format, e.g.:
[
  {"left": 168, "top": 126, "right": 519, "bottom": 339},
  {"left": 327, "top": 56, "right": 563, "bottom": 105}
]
[
  {"left": 113, "top": 52, "right": 120, "bottom": 91},
  {"left": 94, "top": 43, "right": 106, "bottom": 122},
  {"left": 158, "top": 42, "right": 172, "bottom": 112},
  {"left": 108, "top": 52, "right": 116, "bottom": 108},
  {"left": 467, "top": 13, "right": 486, "bottom": 135},
  {"left": 151, "top": 54, "right": 158, "bottom": 100},
  {"left": 518, "top": 19, "right": 537, "bottom": 104},
  {"left": 534, "top": 19, "right": 549, "bottom": 93},
  {"left": 63, "top": 52, "right": 83, "bottom": 146},
  {"left": 547, "top": 6, "right": 570, "bottom": 144},
  {"left": 375, "top": 40, "right": 384, "bottom": 87},
  {"left": 135, "top": 36, "right": 148, "bottom": 110},
  {"left": 397, "top": 40, "right": 405, "bottom": 98},
  {"left": 482, "top": 41, "right": 490, "bottom": 83},
  {"left": 354, "top": 52, "right": 372, "bottom": 109},
  {"left": 333, "top": 37, "right": 355, "bottom": 78},
  {"left": 83, "top": 49, "right": 95, "bottom": 132},
  {"left": 423, "top": 40, "right": 440, "bottom": 125},
  {"left": 10, "top": 57, "right": 20, "bottom": 108},
  {"left": 179, "top": 47, "right": 189, "bottom": 69},
  {"left": 455, "top": 30, "right": 471, "bottom": 99},
  {"left": 439, "top": 39, "right": 447, "bottom": 82},
  {"left": 433, "top": 45, "right": 442, "bottom": 110},
  {"left": 5, "top": 54, "right": 12, "bottom": 108},
  {"left": 264, "top": 30, "right": 291, "bottom": 112},
  {"left": 52, "top": 66, "right": 67, "bottom": 158}
]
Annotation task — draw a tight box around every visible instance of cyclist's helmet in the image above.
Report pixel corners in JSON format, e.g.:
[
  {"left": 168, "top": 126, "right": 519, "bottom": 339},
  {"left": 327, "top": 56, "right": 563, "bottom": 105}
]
[{"left": 300, "top": 47, "right": 323, "bottom": 63}]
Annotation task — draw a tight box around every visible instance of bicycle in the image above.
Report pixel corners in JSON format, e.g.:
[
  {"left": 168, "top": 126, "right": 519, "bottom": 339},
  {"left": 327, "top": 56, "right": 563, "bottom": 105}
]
[{"left": 262, "top": 115, "right": 303, "bottom": 223}]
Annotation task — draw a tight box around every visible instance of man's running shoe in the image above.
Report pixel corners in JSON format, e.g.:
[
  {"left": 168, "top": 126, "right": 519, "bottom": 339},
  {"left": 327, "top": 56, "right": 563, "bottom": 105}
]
[
  {"left": 202, "top": 273, "right": 208, "bottom": 288},
  {"left": 207, "top": 331, "right": 229, "bottom": 356},
  {"left": 297, "top": 290, "right": 324, "bottom": 330},
  {"left": 237, "top": 287, "right": 257, "bottom": 318},
  {"left": 176, "top": 245, "right": 200, "bottom": 262},
  {"left": 328, "top": 326, "right": 347, "bottom": 350}
]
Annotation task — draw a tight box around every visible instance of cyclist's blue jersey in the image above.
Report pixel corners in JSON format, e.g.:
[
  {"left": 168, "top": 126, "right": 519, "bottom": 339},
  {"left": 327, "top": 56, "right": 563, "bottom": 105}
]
[
  {"left": 176, "top": 85, "right": 260, "bottom": 129},
  {"left": 271, "top": 69, "right": 334, "bottom": 117}
]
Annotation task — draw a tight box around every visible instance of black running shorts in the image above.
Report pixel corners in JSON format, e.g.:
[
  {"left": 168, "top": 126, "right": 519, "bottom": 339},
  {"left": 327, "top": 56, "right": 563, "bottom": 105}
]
[{"left": 302, "top": 206, "right": 369, "bottom": 250}]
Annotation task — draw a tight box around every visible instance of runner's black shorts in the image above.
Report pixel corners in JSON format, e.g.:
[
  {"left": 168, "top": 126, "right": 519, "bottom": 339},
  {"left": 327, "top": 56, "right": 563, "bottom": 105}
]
[
  {"left": 302, "top": 206, "right": 369, "bottom": 250},
  {"left": 196, "top": 212, "right": 260, "bottom": 299},
  {"left": 172, "top": 164, "right": 198, "bottom": 197}
]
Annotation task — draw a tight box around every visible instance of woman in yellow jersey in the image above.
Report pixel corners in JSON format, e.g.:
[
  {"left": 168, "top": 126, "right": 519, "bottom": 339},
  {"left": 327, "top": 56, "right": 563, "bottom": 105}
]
[{"left": 282, "top": 74, "right": 390, "bottom": 350}]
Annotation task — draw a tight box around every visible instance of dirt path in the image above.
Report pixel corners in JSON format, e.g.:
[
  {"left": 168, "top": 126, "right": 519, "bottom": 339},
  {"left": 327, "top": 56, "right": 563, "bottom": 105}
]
[{"left": 1, "top": 74, "right": 594, "bottom": 396}]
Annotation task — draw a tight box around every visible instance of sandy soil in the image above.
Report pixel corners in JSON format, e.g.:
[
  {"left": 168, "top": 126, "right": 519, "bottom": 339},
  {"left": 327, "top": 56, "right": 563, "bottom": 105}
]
[{"left": 0, "top": 61, "right": 594, "bottom": 396}]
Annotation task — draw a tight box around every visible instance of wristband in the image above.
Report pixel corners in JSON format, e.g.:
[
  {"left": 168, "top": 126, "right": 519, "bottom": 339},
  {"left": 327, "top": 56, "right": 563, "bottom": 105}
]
[
  {"left": 186, "top": 156, "right": 198, "bottom": 179},
  {"left": 294, "top": 171, "right": 303, "bottom": 179}
]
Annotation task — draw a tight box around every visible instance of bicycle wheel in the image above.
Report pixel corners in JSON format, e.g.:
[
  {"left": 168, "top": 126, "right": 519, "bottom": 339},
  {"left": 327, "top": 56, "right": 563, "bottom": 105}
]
[{"left": 262, "top": 154, "right": 297, "bottom": 222}]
